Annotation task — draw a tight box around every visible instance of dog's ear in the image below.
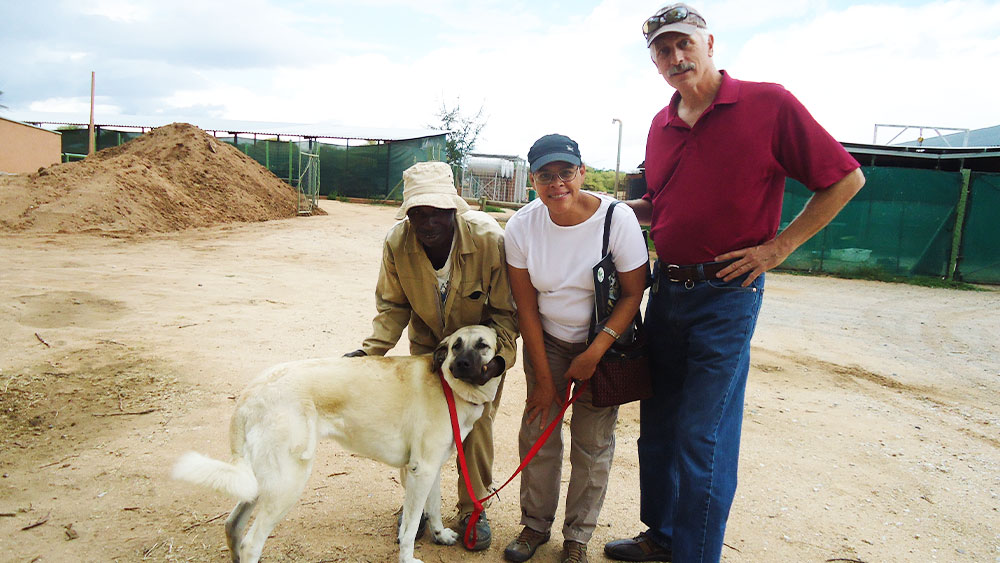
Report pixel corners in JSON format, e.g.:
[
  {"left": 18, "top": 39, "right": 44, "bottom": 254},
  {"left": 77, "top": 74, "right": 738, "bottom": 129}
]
[{"left": 432, "top": 339, "right": 449, "bottom": 372}]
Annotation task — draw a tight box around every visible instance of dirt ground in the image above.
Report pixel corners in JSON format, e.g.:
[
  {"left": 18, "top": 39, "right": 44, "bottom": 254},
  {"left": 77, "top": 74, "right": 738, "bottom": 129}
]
[{"left": 0, "top": 198, "right": 997, "bottom": 562}]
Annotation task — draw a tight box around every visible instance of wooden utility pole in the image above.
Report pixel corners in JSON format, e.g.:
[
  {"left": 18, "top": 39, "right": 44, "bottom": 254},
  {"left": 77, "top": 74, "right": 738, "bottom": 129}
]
[
  {"left": 88, "top": 71, "right": 96, "bottom": 156},
  {"left": 612, "top": 118, "right": 623, "bottom": 199}
]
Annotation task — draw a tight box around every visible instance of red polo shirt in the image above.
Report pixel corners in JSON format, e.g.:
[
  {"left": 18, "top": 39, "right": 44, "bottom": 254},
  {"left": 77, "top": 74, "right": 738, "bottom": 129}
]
[{"left": 643, "top": 71, "right": 859, "bottom": 265}]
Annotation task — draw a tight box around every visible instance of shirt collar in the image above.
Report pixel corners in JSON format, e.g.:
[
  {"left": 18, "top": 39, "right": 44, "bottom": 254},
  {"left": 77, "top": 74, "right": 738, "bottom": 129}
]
[{"left": 662, "top": 70, "right": 740, "bottom": 128}]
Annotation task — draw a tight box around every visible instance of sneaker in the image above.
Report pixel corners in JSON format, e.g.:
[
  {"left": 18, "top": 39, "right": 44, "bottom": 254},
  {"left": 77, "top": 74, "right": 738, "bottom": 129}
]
[
  {"left": 395, "top": 508, "right": 427, "bottom": 541},
  {"left": 454, "top": 511, "right": 492, "bottom": 551},
  {"left": 561, "top": 540, "right": 589, "bottom": 563},
  {"left": 604, "top": 531, "right": 673, "bottom": 562},
  {"left": 503, "top": 526, "right": 551, "bottom": 562}
]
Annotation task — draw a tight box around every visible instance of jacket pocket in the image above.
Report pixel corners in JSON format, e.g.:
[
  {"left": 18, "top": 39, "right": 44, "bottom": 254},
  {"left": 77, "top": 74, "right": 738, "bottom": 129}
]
[{"left": 454, "top": 281, "right": 487, "bottom": 325}]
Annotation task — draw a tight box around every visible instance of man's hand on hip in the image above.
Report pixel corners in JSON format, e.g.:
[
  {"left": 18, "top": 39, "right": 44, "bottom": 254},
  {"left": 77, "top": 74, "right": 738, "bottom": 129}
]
[{"left": 715, "top": 238, "right": 793, "bottom": 287}]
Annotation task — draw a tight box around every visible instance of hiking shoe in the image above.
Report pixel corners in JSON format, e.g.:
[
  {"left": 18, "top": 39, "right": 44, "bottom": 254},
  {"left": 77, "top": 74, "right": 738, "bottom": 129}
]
[
  {"left": 454, "top": 512, "right": 492, "bottom": 551},
  {"left": 561, "top": 540, "right": 589, "bottom": 563},
  {"left": 604, "top": 531, "right": 673, "bottom": 562},
  {"left": 395, "top": 508, "right": 427, "bottom": 541},
  {"left": 503, "top": 526, "right": 551, "bottom": 562}
]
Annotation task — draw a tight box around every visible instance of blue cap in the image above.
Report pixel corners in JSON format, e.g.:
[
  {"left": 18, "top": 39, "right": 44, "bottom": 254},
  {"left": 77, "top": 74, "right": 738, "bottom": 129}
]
[{"left": 527, "top": 134, "right": 582, "bottom": 173}]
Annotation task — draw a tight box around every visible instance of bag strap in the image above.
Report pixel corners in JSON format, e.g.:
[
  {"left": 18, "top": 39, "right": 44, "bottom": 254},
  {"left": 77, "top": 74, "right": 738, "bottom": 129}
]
[
  {"left": 599, "top": 200, "right": 646, "bottom": 337},
  {"left": 589, "top": 201, "right": 619, "bottom": 343},
  {"left": 602, "top": 201, "right": 618, "bottom": 256}
]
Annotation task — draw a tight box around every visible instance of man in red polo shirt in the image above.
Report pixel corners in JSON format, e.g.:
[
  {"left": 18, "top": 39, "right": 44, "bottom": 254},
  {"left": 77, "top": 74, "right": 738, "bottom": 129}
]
[{"left": 604, "top": 4, "right": 865, "bottom": 563}]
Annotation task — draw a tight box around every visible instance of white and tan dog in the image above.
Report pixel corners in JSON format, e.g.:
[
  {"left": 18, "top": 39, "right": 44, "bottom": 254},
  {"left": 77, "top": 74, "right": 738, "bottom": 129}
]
[{"left": 172, "top": 325, "right": 501, "bottom": 563}]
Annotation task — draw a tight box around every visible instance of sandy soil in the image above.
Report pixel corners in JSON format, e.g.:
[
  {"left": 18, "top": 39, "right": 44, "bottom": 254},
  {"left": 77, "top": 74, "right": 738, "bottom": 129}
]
[
  {"left": 1, "top": 199, "right": 997, "bottom": 563},
  {"left": 0, "top": 123, "right": 311, "bottom": 235}
]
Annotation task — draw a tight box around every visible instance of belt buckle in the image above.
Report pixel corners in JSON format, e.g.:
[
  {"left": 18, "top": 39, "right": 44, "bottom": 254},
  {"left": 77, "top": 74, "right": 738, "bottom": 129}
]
[
  {"left": 665, "top": 263, "right": 695, "bottom": 289},
  {"left": 665, "top": 264, "right": 683, "bottom": 282}
]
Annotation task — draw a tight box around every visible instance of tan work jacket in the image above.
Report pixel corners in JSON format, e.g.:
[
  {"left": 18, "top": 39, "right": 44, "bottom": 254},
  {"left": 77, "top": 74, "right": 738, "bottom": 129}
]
[{"left": 361, "top": 210, "right": 518, "bottom": 369}]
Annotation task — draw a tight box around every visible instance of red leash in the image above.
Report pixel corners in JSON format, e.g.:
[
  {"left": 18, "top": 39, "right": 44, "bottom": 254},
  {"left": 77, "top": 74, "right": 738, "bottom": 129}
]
[{"left": 439, "top": 372, "right": 586, "bottom": 549}]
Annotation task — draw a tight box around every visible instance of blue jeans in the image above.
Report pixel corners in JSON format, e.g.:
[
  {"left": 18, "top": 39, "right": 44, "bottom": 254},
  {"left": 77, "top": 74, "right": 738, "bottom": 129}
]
[{"left": 638, "top": 272, "right": 764, "bottom": 563}]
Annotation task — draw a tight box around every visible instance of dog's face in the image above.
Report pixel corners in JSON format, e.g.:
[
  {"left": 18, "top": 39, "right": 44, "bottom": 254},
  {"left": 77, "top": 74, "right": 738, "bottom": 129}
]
[{"left": 432, "top": 325, "right": 498, "bottom": 386}]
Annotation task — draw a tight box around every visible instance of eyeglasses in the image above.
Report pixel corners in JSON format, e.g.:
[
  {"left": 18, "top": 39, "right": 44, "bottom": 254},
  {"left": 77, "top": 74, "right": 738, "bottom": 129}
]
[
  {"left": 533, "top": 167, "right": 579, "bottom": 185},
  {"left": 642, "top": 5, "right": 704, "bottom": 41}
]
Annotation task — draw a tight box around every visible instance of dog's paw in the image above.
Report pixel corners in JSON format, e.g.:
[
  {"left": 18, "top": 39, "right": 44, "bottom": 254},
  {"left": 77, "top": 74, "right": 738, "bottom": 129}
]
[{"left": 432, "top": 527, "right": 459, "bottom": 545}]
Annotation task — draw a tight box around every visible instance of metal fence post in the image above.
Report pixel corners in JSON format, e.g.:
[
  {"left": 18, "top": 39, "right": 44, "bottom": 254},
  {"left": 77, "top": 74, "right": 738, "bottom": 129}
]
[{"left": 948, "top": 168, "right": 972, "bottom": 280}]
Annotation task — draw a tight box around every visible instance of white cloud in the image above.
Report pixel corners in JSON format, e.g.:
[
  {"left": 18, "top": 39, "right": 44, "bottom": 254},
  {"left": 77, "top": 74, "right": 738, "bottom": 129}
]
[
  {"left": 6, "top": 0, "right": 1000, "bottom": 169},
  {"left": 731, "top": 0, "right": 1000, "bottom": 143},
  {"left": 78, "top": 0, "right": 152, "bottom": 23},
  {"left": 28, "top": 97, "right": 122, "bottom": 115}
]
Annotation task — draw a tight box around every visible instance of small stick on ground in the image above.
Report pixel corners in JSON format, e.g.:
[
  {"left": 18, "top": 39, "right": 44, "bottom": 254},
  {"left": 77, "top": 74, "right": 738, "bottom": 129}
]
[
  {"left": 21, "top": 511, "right": 50, "bottom": 531},
  {"left": 92, "top": 408, "right": 158, "bottom": 417},
  {"left": 182, "top": 511, "right": 227, "bottom": 532},
  {"left": 2, "top": 374, "right": 18, "bottom": 394},
  {"left": 39, "top": 454, "right": 80, "bottom": 469},
  {"left": 142, "top": 541, "right": 161, "bottom": 559},
  {"left": 34, "top": 333, "right": 50, "bottom": 348}
]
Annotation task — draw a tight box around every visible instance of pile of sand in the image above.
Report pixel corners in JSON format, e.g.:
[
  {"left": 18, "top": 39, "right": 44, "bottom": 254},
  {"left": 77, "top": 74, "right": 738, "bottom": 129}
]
[{"left": 0, "top": 123, "right": 309, "bottom": 235}]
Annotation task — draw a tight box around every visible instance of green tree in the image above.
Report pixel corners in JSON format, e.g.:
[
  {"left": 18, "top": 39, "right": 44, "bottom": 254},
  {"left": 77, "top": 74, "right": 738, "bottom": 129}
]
[
  {"left": 428, "top": 99, "right": 487, "bottom": 166},
  {"left": 581, "top": 165, "right": 617, "bottom": 193}
]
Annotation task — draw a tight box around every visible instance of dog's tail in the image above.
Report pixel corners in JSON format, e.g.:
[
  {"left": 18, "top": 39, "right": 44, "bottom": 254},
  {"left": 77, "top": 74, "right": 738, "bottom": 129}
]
[{"left": 172, "top": 451, "right": 258, "bottom": 502}]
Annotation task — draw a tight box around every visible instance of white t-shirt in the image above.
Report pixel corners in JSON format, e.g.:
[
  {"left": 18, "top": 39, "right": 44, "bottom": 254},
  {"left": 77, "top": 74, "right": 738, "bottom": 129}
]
[
  {"left": 434, "top": 236, "right": 456, "bottom": 303},
  {"left": 504, "top": 192, "right": 648, "bottom": 343}
]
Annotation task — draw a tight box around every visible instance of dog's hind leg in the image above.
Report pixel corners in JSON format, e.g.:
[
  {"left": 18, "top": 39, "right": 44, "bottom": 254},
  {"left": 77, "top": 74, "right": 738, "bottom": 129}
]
[
  {"left": 239, "top": 410, "right": 317, "bottom": 563},
  {"left": 224, "top": 500, "right": 255, "bottom": 563},
  {"left": 238, "top": 462, "right": 311, "bottom": 563}
]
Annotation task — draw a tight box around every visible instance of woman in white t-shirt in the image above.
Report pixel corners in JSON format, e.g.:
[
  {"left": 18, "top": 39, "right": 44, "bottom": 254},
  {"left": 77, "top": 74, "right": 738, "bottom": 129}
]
[{"left": 502, "top": 134, "right": 648, "bottom": 563}]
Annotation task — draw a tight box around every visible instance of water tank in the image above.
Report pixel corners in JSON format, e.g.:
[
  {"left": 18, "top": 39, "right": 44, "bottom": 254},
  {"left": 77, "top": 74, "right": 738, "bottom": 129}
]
[{"left": 466, "top": 156, "right": 515, "bottom": 178}]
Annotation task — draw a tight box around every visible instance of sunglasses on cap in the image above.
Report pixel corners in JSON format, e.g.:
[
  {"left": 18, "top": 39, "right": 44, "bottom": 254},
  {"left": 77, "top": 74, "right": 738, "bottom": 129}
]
[{"left": 642, "top": 5, "right": 706, "bottom": 42}]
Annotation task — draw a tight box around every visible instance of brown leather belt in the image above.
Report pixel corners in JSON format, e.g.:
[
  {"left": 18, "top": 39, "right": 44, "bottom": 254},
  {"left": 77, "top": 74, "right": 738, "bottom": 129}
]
[{"left": 659, "top": 259, "right": 736, "bottom": 283}]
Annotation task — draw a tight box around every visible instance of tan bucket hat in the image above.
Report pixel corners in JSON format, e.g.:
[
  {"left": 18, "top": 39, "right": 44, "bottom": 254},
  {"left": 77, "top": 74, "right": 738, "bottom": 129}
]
[{"left": 395, "top": 161, "right": 470, "bottom": 220}]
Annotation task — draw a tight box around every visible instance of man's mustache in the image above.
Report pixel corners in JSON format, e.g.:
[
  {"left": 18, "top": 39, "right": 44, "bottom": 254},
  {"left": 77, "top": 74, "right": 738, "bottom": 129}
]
[{"left": 669, "top": 62, "right": 696, "bottom": 75}]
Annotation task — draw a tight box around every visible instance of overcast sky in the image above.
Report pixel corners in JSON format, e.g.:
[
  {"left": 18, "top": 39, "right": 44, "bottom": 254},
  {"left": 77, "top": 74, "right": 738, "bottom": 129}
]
[{"left": 2, "top": 0, "right": 999, "bottom": 170}]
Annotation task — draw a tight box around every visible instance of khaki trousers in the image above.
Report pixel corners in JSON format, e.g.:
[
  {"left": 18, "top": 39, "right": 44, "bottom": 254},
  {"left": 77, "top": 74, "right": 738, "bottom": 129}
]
[
  {"left": 456, "top": 374, "right": 505, "bottom": 514},
  {"left": 518, "top": 333, "right": 618, "bottom": 544}
]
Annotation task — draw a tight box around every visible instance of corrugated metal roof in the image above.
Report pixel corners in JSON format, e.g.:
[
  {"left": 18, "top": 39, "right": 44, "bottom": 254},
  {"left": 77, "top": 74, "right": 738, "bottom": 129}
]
[
  {"left": 896, "top": 124, "right": 1000, "bottom": 148},
  {"left": 845, "top": 141, "right": 1000, "bottom": 172},
  {"left": 7, "top": 112, "right": 447, "bottom": 142}
]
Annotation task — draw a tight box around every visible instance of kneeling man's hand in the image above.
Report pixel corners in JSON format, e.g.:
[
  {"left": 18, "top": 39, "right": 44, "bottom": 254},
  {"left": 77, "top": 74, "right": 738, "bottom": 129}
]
[{"left": 483, "top": 356, "right": 505, "bottom": 379}]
